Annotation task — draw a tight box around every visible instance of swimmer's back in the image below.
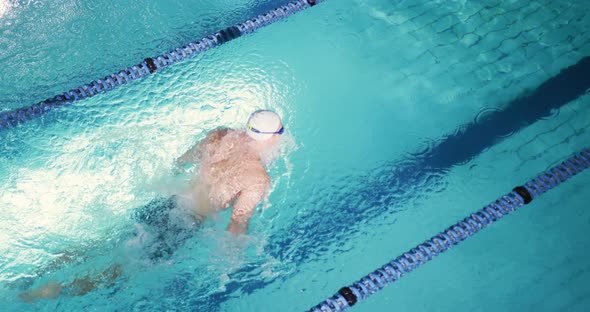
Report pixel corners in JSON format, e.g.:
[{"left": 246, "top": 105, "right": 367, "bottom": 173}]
[{"left": 195, "top": 129, "right": 269, "bottom": 210}]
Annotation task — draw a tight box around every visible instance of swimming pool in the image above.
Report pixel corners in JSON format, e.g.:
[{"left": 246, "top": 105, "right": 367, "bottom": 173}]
[{"left": 1, "top": 0, "right": 589, "bottom": 311}]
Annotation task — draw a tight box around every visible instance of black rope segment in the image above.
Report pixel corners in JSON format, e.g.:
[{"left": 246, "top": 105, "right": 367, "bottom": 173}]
[
  {"left": 338, "top": 287, "right": 357, "bottom": 306},
  {"left": 144, "top": 58, "right": 158, "bottom": 73},
  {"left": 307, "top": 0, "right": 317, "bottom": 6},
  {"left": 513, "top": 186, "right": 533, "bottom": 204},
  {"left": 219, "top": 26, "right": 242, "bottom": 43},
  {"left": 228, "top": 26, "right": 242, "bottom": 39}
]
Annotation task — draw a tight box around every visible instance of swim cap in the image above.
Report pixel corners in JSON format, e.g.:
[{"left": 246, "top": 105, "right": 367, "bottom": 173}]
[{"left": 246, "top": 110, "right": 283, "bottom": 141}]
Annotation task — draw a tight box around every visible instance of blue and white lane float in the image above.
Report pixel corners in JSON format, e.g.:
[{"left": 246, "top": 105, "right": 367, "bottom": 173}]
[
  {"left": 0, "top": 0, "right": 320, "bottom": 130},
  {"left": 309, "top": 148, "right": 590, "bottom": 312}
]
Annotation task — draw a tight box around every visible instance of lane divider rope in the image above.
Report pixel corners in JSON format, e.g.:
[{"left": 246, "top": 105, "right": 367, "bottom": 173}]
[
  {"left": 309, "top": 148, "right": 590, "bottom": 312},
  {"left": 0, "top": 0, "right": 320, "bottom": 130}
]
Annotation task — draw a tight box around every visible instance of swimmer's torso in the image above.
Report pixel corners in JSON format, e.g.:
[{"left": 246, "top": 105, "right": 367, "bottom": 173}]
[{"left": 191, "top": 129, "right": 268, "bottom": 216}]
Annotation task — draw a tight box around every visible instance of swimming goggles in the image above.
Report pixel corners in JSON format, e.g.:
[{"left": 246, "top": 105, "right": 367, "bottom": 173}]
[{"left": 248, "top": 125, "right": 284, "bottom": 135}]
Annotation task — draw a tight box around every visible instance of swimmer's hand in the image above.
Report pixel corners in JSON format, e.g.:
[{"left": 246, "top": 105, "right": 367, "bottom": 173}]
[{"left": 228, "top": 187, "right": 267, "bottom": 235}]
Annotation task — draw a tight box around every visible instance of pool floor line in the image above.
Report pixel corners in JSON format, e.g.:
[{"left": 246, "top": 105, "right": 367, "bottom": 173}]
[
  {"left": 426, "top": 56, "right": 590, "bottom": 171},
  {"left": 308, "top": 148, "right": 590, "bottom": 312},
  {"left": 272, "top": 55, "right": 590, "bottom": 288},
  {"left": 0, "top": 0, "right": 321, "bottom": 131},
  {"left": 356, "top": 55, "right": 590, "bottom": 216}
]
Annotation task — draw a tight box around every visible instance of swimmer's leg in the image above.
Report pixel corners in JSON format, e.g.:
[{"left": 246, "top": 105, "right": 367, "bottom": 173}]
[
  {"left": 19, "top": 264, "right": 122, "bottom": 303},
  {"left": 133, "top": 197, "right": 178, "bottom": 228},
  {"left": 64, "top": 263, "right": 122, "bottom": 296},
  {"left": 19, "top": 281, "right": 62, "bottom": 303},
  {"left": 132, "top": 196, "right": 202, "bottom": 260},
  {"left": 18, "top": 197, "right": 194, "bottom": 302}
]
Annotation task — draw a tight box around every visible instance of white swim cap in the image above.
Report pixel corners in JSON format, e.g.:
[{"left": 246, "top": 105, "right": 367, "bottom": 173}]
[{"left": 246, "top": 110, "right": 283, "bottom": 141}]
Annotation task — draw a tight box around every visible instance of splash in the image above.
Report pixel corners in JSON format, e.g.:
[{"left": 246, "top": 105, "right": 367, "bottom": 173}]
[{"left": 0, "top": 0, "right": 7, "bottom": 18}]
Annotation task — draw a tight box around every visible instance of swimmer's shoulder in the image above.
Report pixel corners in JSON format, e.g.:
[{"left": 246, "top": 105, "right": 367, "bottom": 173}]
[
  {"left": 202, "top": 127, "right": 231, "bottom": 145},
  {"left": 208, "top": 127, "right": 230, "bottom": 138}
]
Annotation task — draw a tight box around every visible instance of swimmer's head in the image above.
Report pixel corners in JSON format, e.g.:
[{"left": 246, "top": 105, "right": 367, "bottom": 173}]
[{"left": 246, "top": 110, "right": 284, "bottom": 141}]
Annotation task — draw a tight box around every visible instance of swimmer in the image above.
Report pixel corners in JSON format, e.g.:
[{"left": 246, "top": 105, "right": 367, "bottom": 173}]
[
  {"left": 19, "top": 110, "right": 284, "bottom": 302},
  {"left": 175, "top": 109, "right": 284, "bottom": 235}
]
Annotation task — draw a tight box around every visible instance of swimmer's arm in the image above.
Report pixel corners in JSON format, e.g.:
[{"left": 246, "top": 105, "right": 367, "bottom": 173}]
[
  {"left": 175, "top": 128, "right": 229, "bottom": 167},
  {"left": 228, "top": 183, "right": 269, "bottom": 235}
]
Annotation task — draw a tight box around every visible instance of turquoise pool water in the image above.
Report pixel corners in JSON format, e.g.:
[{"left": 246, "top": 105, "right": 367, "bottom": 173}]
[{"left": 1, "top": 0, "right": 589, "bottom": 311}]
